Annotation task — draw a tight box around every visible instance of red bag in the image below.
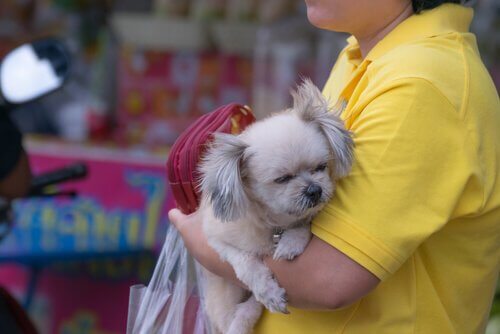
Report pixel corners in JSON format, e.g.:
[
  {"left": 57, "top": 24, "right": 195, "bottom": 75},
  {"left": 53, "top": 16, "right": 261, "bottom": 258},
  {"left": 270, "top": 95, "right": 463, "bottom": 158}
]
[{"left": 166, "top": 103, "right": 255, "bottom": 214}]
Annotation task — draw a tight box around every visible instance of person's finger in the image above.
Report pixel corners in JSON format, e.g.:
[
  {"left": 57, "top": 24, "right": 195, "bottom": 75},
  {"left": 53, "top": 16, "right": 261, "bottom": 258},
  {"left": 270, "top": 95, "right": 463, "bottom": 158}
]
[{"left": 168, "top": 208, "right": 186, "bottom": 230}]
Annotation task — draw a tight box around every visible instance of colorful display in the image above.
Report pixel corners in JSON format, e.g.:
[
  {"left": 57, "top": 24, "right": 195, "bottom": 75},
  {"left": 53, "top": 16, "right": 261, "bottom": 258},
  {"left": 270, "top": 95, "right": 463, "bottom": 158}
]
[
  {"left": 116, "top": 48, "right": 253, "bottom": 147},
  {"left": 0, "top": 138, "right": 173, "bottom": 334}
]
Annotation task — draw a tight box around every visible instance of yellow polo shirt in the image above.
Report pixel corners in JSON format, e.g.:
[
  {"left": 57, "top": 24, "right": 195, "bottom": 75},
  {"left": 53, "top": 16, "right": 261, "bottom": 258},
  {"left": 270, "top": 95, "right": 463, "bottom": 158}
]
[{"left": 255, "top": 4, "right": 500, "bottom": 333}]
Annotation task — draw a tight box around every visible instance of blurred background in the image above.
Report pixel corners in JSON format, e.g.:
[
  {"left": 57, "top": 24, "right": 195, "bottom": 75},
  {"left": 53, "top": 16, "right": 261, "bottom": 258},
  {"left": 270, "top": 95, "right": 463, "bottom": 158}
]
[{"left": 0, "top": 0, "right": 498, "bottom": 333}]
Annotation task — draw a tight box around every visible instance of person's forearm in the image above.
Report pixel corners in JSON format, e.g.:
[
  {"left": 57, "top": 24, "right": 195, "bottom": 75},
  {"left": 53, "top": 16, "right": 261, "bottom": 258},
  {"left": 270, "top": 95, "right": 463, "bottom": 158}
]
[
  {"left": 201, "top": 249, "right": 348, "bottom": 309},
  {"left": 192, "top": 236, "right": 327, "bottom": 307},
  {"left": 170, "top": 209, "right": 379, "bottom": 311},
  {"left": 197, "top": 236, "right": 378, "bottom": 310},
  {"left": 207, "top": 237, "right": 379, "bottom": 310},
  {"left": 0, "top": 151, "right": 31, "bottom": 199}
]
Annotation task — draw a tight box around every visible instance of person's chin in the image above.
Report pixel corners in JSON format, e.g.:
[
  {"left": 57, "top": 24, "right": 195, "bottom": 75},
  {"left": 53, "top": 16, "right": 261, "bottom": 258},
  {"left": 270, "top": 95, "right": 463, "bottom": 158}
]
[
  {"left": 306, "top": 8, "right": 324, "bottom": 28},
  {"left": 306, "top": 12, "right": 346, "bottom": 32}
]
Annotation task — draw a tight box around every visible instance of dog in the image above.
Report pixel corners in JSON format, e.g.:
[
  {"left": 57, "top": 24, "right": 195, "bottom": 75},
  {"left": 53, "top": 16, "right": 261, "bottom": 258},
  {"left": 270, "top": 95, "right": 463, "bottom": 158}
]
[{"left": 198, "top": 79, "right": 354, "bottom": 334}]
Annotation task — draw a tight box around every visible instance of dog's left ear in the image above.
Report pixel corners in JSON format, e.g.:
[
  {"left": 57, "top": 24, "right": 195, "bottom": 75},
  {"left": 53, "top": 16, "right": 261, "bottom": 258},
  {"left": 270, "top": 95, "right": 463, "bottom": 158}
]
[
  {"left": 292, "top": 79, "right": 354, "bottom": 178},
  {"left": 199, "top": 133, "right": 250, "bottom": 222}
]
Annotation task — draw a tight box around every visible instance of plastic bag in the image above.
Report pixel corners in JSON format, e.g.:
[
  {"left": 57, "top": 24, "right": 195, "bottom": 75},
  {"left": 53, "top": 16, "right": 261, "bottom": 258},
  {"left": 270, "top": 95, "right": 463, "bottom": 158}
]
[
  {"left": 128, "top": 104, "right": 255, "bottom": 334},
  {"left": 127, "top": 227, "right": 210, "bottom": 334}
]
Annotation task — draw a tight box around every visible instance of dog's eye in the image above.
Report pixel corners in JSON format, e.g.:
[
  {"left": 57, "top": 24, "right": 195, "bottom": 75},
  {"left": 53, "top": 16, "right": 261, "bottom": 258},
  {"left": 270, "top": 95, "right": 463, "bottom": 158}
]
[
  {"left": 314, "top": 163, "right": 327, "bottom": 172},
  {"left": 274, "top": 174, "right": 294, "bottom": 184}
]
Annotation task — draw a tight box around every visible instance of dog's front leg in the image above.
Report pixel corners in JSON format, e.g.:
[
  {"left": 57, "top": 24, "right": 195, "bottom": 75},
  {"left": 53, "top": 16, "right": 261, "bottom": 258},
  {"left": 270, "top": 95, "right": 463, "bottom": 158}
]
[
  {"left": 273, "top": 224, "right": 311, "bottom": 261},
  {"left": 210, "top": 241, "right": 288, "bottom": 314}
]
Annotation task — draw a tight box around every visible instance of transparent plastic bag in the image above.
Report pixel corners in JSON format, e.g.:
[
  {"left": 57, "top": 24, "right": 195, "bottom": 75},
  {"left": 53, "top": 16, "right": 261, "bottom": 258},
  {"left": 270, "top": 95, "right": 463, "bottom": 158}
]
[{"left": 127, "top": 227, "right": 211, "bottom": 334}]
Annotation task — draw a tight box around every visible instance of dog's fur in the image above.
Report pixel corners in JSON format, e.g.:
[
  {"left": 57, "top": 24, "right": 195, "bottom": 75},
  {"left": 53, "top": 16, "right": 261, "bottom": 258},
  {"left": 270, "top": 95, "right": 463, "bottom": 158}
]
[{"left": 198, "top": 79, "right": 354, "bottom": 334}]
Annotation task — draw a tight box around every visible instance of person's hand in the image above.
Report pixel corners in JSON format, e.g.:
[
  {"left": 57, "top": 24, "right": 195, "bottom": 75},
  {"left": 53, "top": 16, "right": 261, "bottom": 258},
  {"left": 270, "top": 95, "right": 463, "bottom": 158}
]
[{"left": 168, "top": 208, "right": 207, "bottom": 259}]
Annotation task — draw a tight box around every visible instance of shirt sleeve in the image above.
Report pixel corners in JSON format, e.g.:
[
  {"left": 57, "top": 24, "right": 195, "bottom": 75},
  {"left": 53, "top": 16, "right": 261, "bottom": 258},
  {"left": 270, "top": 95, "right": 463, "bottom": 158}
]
[
  {"left": 0, "top": 113, "right": 23, "bottom": 181},
  {"left": 312, "top": 77, "right": 474, "bottom": 280}
]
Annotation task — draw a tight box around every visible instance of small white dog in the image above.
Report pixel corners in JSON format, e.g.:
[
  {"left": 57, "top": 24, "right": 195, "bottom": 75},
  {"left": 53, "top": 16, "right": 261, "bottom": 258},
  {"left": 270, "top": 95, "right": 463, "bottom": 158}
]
[{"left": 198, "top": 79, "right": 353, "bottom": 334}]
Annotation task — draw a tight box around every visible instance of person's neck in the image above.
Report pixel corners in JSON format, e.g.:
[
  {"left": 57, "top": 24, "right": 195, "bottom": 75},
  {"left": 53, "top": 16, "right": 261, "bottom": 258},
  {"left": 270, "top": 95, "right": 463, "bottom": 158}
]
[{"left": 355, "top": 3, "right": 414, "bottom": 59}]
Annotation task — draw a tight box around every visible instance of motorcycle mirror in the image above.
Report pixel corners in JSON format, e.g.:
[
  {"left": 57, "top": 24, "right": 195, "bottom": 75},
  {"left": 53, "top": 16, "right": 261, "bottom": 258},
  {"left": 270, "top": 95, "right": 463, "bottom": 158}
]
[{"left": 0, "top": 38, "right": 70, "bottom": 106}]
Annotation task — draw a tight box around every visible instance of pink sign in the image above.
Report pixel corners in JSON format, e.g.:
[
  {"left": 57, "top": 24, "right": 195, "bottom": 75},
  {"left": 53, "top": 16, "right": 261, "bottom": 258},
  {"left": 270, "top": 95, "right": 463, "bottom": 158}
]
[{"left": 0, "top": 138, "right": 174, "bottom": 334}]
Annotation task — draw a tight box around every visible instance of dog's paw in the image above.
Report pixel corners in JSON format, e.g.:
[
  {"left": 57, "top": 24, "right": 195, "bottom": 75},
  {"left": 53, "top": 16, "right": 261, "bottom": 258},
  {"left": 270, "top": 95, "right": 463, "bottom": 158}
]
[
  {"left": 273, "top": 228, "right": 310, "bottom": 261},
  {"left": 226, "top": 297, "right": 262, "bottom": 334},
  {"left": 253, "top": 279, "right": 288, "bottom": 314},
  {"left": 273, "top": 240, "right": 305, "bottom": 261}
]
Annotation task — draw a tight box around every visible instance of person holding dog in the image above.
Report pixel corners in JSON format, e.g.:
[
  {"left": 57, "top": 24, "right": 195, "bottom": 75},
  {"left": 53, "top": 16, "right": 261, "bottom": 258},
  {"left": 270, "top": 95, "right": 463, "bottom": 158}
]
[{"left": 169, "top": 0, "right": 500, "bottom": 332}]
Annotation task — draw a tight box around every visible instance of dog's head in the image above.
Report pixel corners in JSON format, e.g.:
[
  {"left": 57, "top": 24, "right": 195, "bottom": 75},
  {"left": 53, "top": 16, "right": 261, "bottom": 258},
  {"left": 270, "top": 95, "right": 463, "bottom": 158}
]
[{"left": 200, "top": 79, "right": 353, "bottom": 226}]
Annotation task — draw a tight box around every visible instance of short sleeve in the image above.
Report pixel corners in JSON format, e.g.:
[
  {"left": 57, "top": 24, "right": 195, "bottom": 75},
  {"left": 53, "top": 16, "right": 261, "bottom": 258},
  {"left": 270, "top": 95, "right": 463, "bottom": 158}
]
[
  {"left": 312, "top": 78, "right": 474, "bottom": 280},
  {"left": 0, "top": 114, "right": 23, "bottom": 180}
]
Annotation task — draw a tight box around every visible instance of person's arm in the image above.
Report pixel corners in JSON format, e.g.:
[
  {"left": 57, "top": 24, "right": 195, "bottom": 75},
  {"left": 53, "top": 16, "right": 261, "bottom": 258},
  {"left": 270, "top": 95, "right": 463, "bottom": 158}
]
[
  {"left": 0, "top": 114, "right": 32, "bottom": 199},
  {"left": 169, "top": 209, "right": 379, "bottom": 310},
  {"left": 0, "top": 150, "right": 31, "bottom": 199}
]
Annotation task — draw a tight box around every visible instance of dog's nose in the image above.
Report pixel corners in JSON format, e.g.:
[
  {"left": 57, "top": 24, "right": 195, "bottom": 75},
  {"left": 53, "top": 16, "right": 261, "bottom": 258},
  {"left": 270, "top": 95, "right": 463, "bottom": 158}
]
[{"left": 304, "top": 184, "right": 322, "bottom": 204}]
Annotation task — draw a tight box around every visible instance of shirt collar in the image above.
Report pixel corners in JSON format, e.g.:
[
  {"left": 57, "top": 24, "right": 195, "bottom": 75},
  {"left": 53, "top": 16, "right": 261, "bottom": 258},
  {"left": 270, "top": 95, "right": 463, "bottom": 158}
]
[{"left": 344, "top": 4, "right": 473, "bottom": 65}]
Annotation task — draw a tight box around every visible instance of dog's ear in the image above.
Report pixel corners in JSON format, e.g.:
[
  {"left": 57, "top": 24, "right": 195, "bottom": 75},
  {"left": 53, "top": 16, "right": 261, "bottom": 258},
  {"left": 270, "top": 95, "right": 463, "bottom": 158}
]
[
  {"left": 199, "top": 133, "right": 250, "bottom": 222},
  {"left": 292, "top": 78, "right": 354, "bottom": 178}
]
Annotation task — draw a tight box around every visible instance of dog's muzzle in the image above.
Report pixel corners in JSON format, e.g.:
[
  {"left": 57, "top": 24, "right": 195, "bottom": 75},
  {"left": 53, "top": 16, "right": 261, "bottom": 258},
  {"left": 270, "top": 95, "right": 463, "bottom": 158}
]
[{"left": 303, "top": 184, "right": 322, "bottom": 207}]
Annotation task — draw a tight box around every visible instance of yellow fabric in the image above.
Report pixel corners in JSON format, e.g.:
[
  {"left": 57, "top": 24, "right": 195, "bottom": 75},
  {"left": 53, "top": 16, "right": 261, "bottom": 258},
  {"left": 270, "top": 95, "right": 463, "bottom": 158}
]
[{"left": 255, "top": 4, "right": 500, "bottom": 333}]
